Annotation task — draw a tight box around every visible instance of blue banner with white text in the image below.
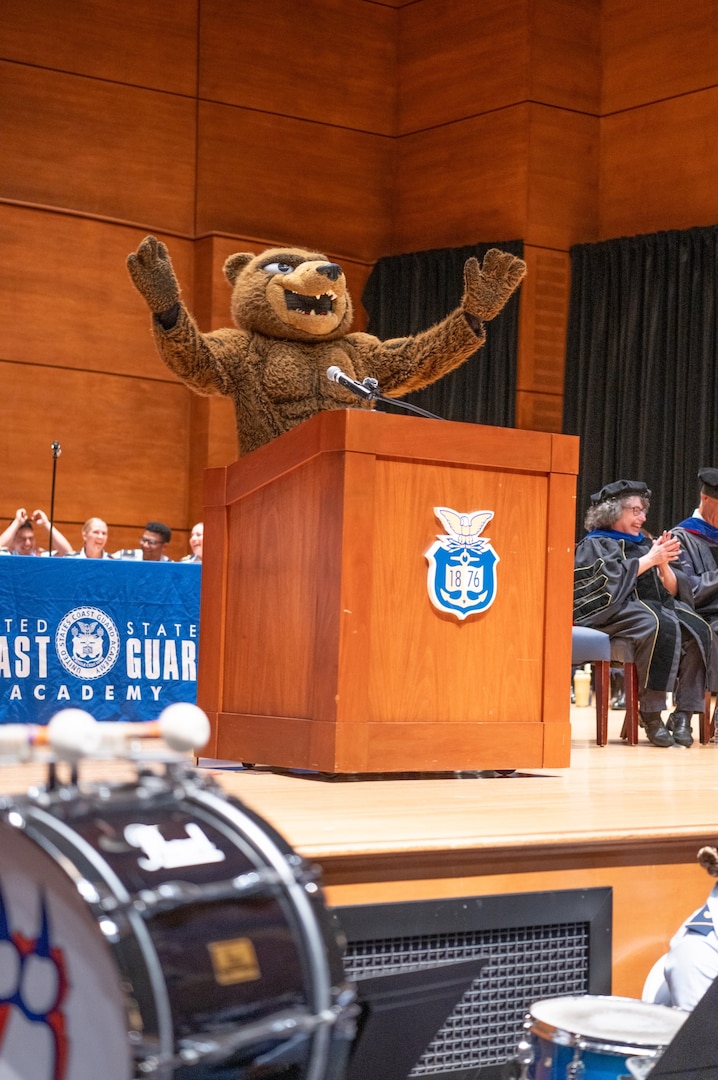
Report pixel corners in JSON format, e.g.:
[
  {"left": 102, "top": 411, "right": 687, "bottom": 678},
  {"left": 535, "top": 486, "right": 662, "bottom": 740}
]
[{"left": 0, "top": 559, "right": 200, "bottom": 724}]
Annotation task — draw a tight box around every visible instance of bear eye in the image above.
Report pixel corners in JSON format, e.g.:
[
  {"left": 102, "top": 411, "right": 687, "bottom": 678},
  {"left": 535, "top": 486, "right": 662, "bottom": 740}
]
[{"left": 262, "top": 262, "right": 294, "bottom": 275}]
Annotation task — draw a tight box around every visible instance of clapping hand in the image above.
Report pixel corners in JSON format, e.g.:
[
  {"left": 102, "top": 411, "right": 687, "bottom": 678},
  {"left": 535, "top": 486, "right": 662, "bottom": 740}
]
[{"left": 651, "top": 531, "right": 681, "bottom": 564}]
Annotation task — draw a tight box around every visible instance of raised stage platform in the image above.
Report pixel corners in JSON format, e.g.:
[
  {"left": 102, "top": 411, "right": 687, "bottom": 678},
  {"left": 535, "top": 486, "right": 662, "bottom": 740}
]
[
  {"left": 195, "top": 703, "right": 718, "bottom": 998},
  {"left": 1, "top": 705, "right": 711, "bottom": 994}
]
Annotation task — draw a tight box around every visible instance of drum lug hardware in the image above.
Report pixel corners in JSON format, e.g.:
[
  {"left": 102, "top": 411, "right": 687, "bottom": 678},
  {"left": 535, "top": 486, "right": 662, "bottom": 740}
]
[
  {"left": 287, "top": 853, "right": 321, "bottom": 887},
  {"left": 133, "top": 870, "right": 284, "bottom": 914},
  {"left": 175, "top": 1006, "right": 341, "bottom": 1068},
  {"left": 335, "top": 983, "right": 357, "bottom": 1007},
  {"left": 231, "top": 868, "right": 284, "bottom": 897},
  {"left": 509, "top": 1027, "right": 534, "bottom": 1080},
  {"left": 136, "top": 1053, "right": 163, "bottom": 1074},
  {"left": 2, "top": 808, "right": 27, "bottom": 830},
  {"left": 566, "top": 1047, "right": 585, "bottom": 1079},
  {"left": 622, "top": 1059, "right": 658, "bottom": 1079}
]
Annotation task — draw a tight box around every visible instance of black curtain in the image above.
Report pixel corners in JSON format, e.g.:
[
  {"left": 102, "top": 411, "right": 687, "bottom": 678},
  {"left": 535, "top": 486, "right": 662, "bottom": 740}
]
[
  {"left": 563, "top": 226, "right": 718, "bottom": 539},
  {"left": 361, "top": 240, "right": 524, "bottom": 427}
]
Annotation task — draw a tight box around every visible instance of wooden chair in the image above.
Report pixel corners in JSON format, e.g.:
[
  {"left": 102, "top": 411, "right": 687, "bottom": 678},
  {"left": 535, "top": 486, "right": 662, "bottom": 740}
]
[
  {"left": 573, "top": 627, "right": 714, "bottom": 746},
  {"left": 572, "top": 628, "right": 640, "bottom": 745},
  {"left": 610, "top": 637, "right": 641, "bottom": 746}
]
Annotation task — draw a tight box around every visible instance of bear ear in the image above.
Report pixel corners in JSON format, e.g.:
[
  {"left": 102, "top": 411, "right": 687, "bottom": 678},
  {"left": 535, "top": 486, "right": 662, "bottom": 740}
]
[{"left": 223, "top": 252, "right": 255, "bottom": 286}]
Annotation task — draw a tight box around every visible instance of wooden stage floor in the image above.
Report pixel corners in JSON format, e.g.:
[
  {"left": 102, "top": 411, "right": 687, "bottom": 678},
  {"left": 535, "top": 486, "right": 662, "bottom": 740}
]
[{"left": 1, "top": 703, "right": 717, "bottom": 998}]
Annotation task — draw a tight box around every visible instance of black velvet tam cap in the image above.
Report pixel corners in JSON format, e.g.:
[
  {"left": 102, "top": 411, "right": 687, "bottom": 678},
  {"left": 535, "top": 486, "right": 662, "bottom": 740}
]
[
  {"left": 699, "top": 468, "right": 718, "bottom": 499},
  {"left": 590, "top": 479, "right": 651, "bottom": 503}
]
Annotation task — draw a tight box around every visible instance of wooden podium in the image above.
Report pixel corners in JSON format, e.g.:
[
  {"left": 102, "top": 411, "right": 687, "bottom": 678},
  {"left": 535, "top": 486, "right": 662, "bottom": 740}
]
[{"left": 198, "top": 409, "right": 579, "bottom": 773}]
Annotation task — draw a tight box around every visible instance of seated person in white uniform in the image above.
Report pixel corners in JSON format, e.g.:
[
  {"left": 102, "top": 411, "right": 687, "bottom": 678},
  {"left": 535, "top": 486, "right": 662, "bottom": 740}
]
[
  {"left": 180, "top": 522, "right": 203, "bottom": 563},
  {"left": 65, "top": 517, "right": 113, "bottom": 559},
  {"left": 0, "top": 508, "right": 72, "bottom": 556},
  {"left": 114, "top": 521, "right": 172, "bottom": 562},
  {"left": 661, "top": 845, "right": 718, "bottom": 1010}
]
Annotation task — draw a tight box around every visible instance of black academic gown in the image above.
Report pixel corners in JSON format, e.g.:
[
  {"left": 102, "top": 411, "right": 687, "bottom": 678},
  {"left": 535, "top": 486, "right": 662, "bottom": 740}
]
[
  {"left": 672, "top": 522, "right": 718, "bottom": 624},
  {"left": 574, "top": 532, "right": 713, "bottom": 695}
]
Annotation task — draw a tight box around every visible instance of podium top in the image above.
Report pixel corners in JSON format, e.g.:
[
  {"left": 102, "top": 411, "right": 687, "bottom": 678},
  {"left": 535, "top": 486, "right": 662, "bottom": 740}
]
[{"left": 204, "top": 409, "right": 579, "bottom": 506}]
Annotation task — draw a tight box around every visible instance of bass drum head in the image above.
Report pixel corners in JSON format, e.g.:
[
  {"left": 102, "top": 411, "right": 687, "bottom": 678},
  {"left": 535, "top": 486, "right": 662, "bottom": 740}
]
[
  {"left": 0, "top": 820, "right": 131, "bottom": 1080},
  {"left": 529, "top": 994, "right": 689, "bottom": 1055}
]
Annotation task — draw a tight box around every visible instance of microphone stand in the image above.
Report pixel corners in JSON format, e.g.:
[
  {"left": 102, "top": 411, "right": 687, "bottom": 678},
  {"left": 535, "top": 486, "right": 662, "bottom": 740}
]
[
  {"left": 48, "top": 441, "right": 61, "bottom": 556},
  {"left": 361, "top": 378, "right": 442, "bottom": 421}
]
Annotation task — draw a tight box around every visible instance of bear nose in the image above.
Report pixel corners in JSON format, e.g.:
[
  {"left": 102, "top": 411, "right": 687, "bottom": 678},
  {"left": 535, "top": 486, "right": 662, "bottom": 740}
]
[{"left": 316, "top": 263, "right": 342, "bottom": 282}]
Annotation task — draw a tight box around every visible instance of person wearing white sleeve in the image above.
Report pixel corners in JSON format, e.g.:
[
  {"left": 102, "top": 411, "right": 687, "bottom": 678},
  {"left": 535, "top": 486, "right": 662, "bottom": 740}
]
[
  {"left": 663, "top": 848, "right": 718, "bottom": 1009},
  {"left": 65, "top": 518, "right": 113, "bottom": 559},
  {"left": 113, "top": 521, "right": 173, "bottom": 562},
  {"left": 0, "top": 508, "right": 72, "bottom": 557},
  {"left": 180, "top": 522, "right": 203, "bottom": 564}
]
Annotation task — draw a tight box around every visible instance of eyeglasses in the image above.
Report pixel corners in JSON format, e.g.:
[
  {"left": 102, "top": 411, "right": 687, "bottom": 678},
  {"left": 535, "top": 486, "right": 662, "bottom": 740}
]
[
  {"left": 139, "top": 536, "right": 163, "bottom": 546},
  {"left": 623, "top": 505, "right": 645, "bottom": 515}
]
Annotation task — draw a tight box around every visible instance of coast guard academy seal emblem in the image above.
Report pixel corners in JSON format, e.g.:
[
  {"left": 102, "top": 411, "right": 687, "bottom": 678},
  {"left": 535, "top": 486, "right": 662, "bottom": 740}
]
[
  {"left": 55, "top": 605, "right": 121, "bottom": 679},
  {"left": 424, "top": 507, "right": 500, "bottom": 620}
]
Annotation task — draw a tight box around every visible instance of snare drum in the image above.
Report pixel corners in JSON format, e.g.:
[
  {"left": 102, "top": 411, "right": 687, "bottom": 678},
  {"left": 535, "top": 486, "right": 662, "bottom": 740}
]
[
  {"left": 520, "top": 994, "right": 688, "bottom": 1079},
  {"left": 0, "top": 768, "right": 355, "bottom": 1080}
]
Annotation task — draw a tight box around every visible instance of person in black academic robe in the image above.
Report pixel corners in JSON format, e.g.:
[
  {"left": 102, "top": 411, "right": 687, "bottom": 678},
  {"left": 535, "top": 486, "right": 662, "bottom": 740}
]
[
  {"left": 574, "top": 479, "right": 713, "bottom": 748},
  {"left": 672, "top": 467, "right": 718, "bottom": 631}
]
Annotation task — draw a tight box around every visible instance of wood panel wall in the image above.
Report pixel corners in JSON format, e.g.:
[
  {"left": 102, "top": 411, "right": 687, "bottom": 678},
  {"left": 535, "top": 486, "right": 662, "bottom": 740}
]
[
  {"left": 2, "top": 0, "right": 718, "bottom": 545},
  {"left": 600, "top": 0, "right": 718, "bottom": 239}
]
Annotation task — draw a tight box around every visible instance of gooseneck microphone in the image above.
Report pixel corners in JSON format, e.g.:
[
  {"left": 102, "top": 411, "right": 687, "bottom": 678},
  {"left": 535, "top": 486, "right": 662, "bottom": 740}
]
[
  {"left": 326, "top": 366, "right": 443, "bottom": 421},
  {"left": 326, "top": 365, "right": 375, "bottom": 400}
]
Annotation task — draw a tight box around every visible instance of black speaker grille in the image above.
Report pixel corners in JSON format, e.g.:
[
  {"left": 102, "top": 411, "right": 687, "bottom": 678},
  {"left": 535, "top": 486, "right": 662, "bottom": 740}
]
[{"left": 343, "top": 920, "right": 591, "bottom": 1073}]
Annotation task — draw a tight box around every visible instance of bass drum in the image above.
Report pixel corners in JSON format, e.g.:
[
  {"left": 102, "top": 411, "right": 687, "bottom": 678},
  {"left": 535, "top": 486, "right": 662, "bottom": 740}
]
[{"left": 0, "top": 768, "right": 356, "bottom": 1080}]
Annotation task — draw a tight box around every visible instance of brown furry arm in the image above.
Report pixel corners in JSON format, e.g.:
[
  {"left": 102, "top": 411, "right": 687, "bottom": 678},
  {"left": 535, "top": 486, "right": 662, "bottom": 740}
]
[
  {"left": 128, "top": 234, "right": 250, "bottom": 396},
  {"left": 152, "top": 310, "right": 249, "bottom": 397},
  {"left": 345, "top": 309, "right": 485, "bottom": 396},
  {"left": 345, "top": 248, "right": 526, "bottom": 396}
]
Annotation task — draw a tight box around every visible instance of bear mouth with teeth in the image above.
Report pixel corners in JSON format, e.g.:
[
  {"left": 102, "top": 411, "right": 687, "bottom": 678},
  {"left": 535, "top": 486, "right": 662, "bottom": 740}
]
[{"left": 284, "top": 289, "right": 336, "bottom": 317}]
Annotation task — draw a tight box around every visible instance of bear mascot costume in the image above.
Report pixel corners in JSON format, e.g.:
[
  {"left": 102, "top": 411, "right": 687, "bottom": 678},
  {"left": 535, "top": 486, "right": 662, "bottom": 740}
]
[{"left": 127, "top": 236, "right": 526, "bottom": 458}]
